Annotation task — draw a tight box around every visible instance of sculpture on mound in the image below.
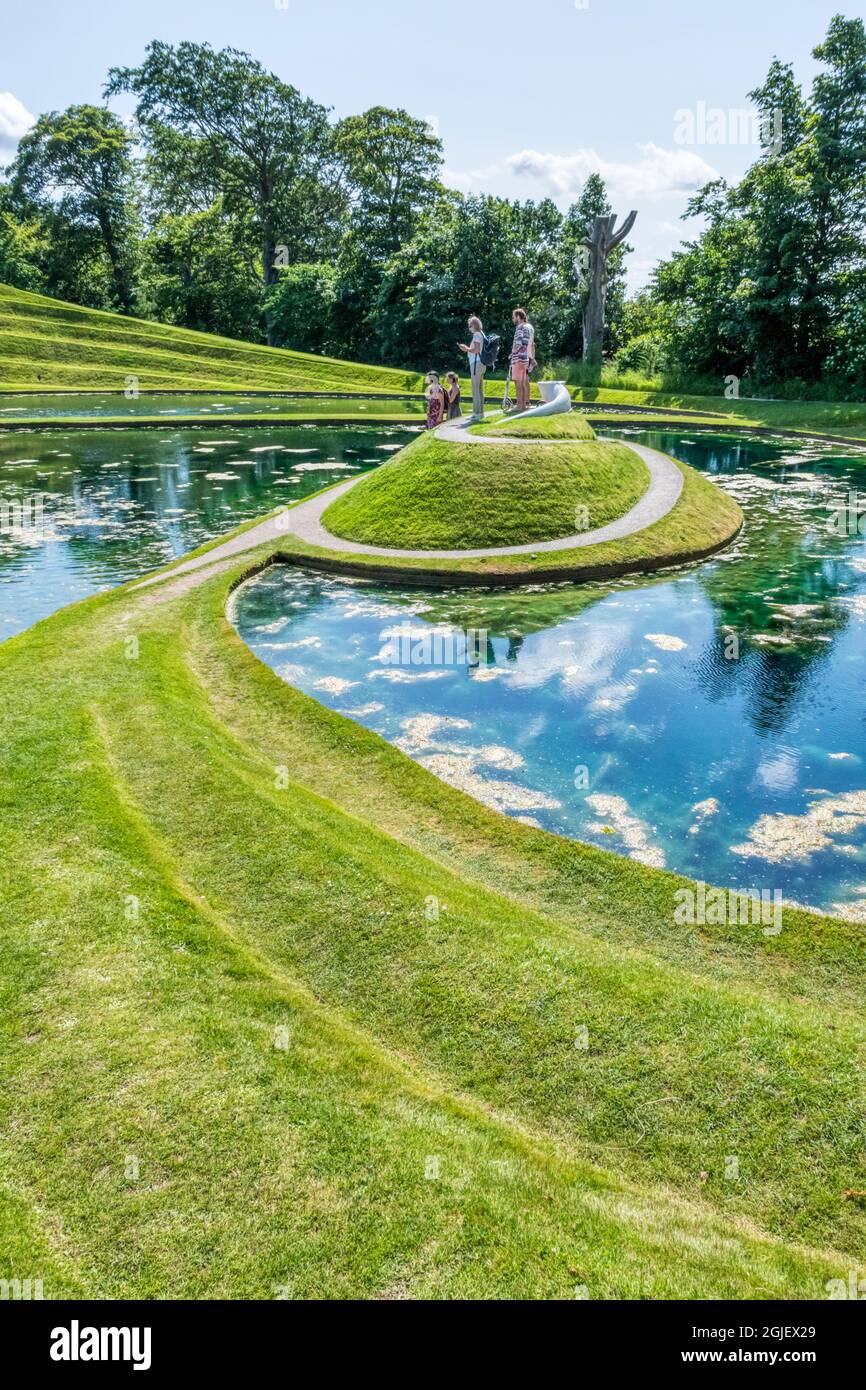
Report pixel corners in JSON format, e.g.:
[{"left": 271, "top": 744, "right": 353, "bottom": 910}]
[
  {"left": 576, "top": 210, "right": 637, "bottom": 366},
  {"left": 514, "top": 379, "right": 572, "bottom": 419}
]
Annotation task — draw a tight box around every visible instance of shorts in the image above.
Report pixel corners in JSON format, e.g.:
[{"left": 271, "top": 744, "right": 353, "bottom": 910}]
[{"left": 511, "top": 360, "right": 529, "bottom": 382}]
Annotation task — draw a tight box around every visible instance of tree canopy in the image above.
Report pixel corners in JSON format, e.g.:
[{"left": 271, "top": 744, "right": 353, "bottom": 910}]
[{"left": 2, "top": 17, "right": 864, "bottom": 397}]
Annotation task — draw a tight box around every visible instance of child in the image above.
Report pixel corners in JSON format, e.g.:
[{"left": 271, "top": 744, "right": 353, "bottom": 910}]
[
  {"left": 425, "top": 372, "right": 446, "bottom": 429},
  {"left": 445, "top": 371, "right": 462, "bottom": 420}
]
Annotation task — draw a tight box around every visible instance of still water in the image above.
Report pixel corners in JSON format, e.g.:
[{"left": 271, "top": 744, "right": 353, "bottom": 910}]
[
  {"left": 0, "top": 422, "right": 412, "bottom": 635},
  {"left": 233, "top": 429, "right": 866, "bottom": 918},
  {"left": 0, "top": 393, "right": 424, "bottom": 421}
]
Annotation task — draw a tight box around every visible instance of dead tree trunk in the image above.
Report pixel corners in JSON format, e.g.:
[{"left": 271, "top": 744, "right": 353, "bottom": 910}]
[{"left": 579, "top": 210, "right": 637, "bottom": 366}]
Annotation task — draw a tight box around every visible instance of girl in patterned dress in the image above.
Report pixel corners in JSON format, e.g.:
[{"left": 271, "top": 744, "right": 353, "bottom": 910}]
[{"left": 425, "top": 372, "right": 446, "bottom": 429}]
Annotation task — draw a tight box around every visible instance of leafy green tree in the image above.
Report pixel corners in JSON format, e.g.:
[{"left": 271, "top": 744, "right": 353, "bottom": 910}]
[
  {"left": 0, "top": 186, "right": 48, "bottom": 291},
  {"left": 334, "top": 107, "right": 443, "bottom": 258},
  {"left": 798, "top": 14, "right": 866, "bottom": 370},
  {"left": 329, "top": 108, "right": 443, "bottom": 359},
  {"left": 265, "top": 262, "right": 339, "bottom": 353},
  {"left": 637, "top": 15, "right": 866, "bottom": 393},
  {"left": 370, "top": 194, "right": 570, "bottom": 372},
  {"left": 139, "top": 205, "right": 261, "bottom": 339},
  {"left": 9, "top": 105, "right": 138, "bottom": 310},
  {"left": 105, "top": 41, "right": 345, "bottom": 341}
]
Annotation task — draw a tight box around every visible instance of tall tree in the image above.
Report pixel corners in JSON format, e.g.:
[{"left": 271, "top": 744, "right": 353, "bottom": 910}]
[
  {"left": 105, "top": 41, "right": 344, "bottom": 342},
  {"left": 333, "top": 107, "right": 443, "bottom": 259},
  {"left": 10, "top": 105, "right": 137, "bottom": 310},
  {"left": 329, "top": 107, "right": 443, "bottom": 359}
]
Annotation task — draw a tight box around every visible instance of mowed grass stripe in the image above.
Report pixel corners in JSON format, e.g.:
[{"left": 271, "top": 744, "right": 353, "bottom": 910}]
[{"left": 0, "top": 283, "right": 422, "bottom": 394}]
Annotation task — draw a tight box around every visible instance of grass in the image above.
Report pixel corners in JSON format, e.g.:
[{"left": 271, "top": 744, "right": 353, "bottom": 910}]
[
  {"left": 2, "top": 283, "right": 862, "bottom": 450},
  {"left": 296, "top": 448, "right": 742, "bottom": 582},
  {"left": 1, "top": 515, "right": 865, "bottom": 1299},
  {"left": 0, "top": 283, "right": 423, "bottom": 395},
  {"left": 471, "top": 411, "right": 598, "bottom": 440},
  {"left": 321, "top": 428, "right": 648, "bottom": 550}
]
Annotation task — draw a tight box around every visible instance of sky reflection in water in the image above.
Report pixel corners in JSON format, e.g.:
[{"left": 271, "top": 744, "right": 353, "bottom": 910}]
[{"left": 234, "top": 429, "right": 866, "bottom": 918}]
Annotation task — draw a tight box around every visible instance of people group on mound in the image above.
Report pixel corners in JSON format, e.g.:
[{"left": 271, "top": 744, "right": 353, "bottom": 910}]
[{"left": 424, "top": 308, "right": 536, "bottom": 429}]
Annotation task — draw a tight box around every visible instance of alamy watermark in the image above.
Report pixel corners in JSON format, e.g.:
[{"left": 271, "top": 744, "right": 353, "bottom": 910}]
[
  {"left": 0, "top": 1277, "right": 44, "bottom": 1300},
  {"left": 673, "top": 882, "right": 782, "bottom": 936},
  {"left": 0, "top": 492, "right": 45, "bottom": 537},
  {"left": 827, "top": 492, "right": 866, "bottom": 537},
  {"left": 379, "top": 623, "right": 489, "bottom": 668},
  {"left": 675, "top": 103, "right": 782, "bottom": 153},
  {"left": 826, "top": 1270, "right": 866, "bottom": 1299}
]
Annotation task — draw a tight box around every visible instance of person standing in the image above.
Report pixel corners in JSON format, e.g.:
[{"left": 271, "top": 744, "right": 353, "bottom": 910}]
[
  {"left": 458, "top": 316, "right": 486, "bottom": 421},
  {"left": 445, "top": 371, "right": 462, "bottom": 419},
  {"left": 425, "top": 371, "right": 446, "bottom": 429},
  {"left": 510, "top": 307, "right": 535, "bottom": 414}
]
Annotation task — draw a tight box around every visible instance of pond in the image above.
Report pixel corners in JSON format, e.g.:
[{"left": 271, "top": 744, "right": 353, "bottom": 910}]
[
  {"left": 232, "top": 428, "right": 866, "bottom": 919},
  {"left": 0, "top": 421, "right": 414, "bottom": 636},
  {"left": 0, "top": 392, "right": 424, "bottom": 421}
]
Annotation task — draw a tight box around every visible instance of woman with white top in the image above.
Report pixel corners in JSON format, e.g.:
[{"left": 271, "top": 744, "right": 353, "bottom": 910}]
[{"left": 458, "top": 315, "right": 486, "bottom": 422}]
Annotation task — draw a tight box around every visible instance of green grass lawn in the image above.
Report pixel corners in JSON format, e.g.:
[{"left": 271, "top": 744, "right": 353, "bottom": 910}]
[
  {"left": 0, "top": 514, "right": 864, "bottom": 1299},
  {"left": 0, "top": 283, "right": 423, "bottom": 395},
  {"left": 471, "top": 410, "right": 598, "bottom": 439},
  {"left": 322, "top": 428, "right": 648, "bottom": 549},
  {"left": 2, "top": 284, "right": 863, "bottom": 451}
]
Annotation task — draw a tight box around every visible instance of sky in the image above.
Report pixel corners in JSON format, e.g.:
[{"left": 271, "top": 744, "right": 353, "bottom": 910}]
[{"left": 2, "top": 0, "right": 864, "bottom": 291}]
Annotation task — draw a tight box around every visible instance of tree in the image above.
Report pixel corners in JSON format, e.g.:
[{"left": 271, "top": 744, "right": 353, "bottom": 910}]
[
  {"left": 580, "top": 209, "right": 637, "bottom": 366},
  {"left": 635, "top": 15, "right": 866, "bottom": 393},
  {"left": 333, "top": 107, "right": 443, "bottom": 259},
  {"left": 105, "top": 41, "right": 344, "bottom": 342},
  {"left": 265, "top": 262, "right": 338, "bottom": 353},
  {"left": 370, "top": 193, "right": 565, "bottom": 372},
  {"left": 329, "top": 108, "right": 443, "bottom": 360},
  {"left": 0, "top": 186, "right": 48, "bottom": 291},
  {"left": 9, "top": 105, "right": 137, "bottom": 310},
  {"left": 558, "top": 174, "right": 631, "bottom": 361},
  {"left": 139, "top": 205, "right": 261, "bottom": 339}
]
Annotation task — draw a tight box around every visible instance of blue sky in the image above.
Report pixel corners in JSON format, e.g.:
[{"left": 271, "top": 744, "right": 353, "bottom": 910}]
[{"left": 2, "top": 0, "right": 863, "bottom": 289}]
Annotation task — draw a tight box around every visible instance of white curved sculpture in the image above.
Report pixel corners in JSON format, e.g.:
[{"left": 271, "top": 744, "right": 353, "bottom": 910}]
[{"left": 510, "top": 379, "right": 572, "bottom": 420}]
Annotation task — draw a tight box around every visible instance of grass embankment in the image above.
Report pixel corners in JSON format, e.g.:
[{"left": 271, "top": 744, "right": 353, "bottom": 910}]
[
  {"left": 572, "top": 386, "right": 866, "bottom": 442},
  {"left": 322, "top": 427, "right": 647, "bottom": 550},
  {"left": 1, "top": 530, "right": 865, "bottom": 1298},
  {"left": 0, "top": 283, "right": 422, "bottom": 395}
]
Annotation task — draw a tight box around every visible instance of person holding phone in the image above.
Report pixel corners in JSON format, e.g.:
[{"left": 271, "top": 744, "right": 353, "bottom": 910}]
[{"left": 458, "top": 315, "right": 486, "bottom": 422}]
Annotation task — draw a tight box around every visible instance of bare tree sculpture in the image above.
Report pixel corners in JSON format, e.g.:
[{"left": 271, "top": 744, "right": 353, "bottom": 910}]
[{"left": 576, "top": 210, "right": 637, "bottom": 365}]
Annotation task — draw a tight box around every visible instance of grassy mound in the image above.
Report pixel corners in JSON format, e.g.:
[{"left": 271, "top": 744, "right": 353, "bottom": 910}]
[
  {"left": 0, "top": 283, "right": 422, "bottom": 395},
  {"left": 322, "top": 429, "right": 649, "bottom": 549},
  {"left": 0, "top": 525, "right": 863, "bottom": 1297},
  {"left": 472, "top": 410, "right": 597, "bottom": 439}
]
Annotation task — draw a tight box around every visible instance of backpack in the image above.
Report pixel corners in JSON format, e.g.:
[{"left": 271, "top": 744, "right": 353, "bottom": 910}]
[{"left": 480, "top": 333, "right": 501, "bottom": 369}]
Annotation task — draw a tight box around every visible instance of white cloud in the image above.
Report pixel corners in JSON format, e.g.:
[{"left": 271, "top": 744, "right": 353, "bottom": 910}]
[
  {"left": 0, "top": 92, "right": 35, "bottom": 165},
  {"left": 441, "top": 164, "right": 501, "bottom": 194},
  {"left": 506, "top": 142, "right": 719, "bottom": 202}
]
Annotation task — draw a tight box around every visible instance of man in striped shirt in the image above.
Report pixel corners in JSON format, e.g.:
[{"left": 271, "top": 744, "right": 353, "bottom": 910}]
[{"left": 510, "top": 307, "right": 536, "bottom": 413}]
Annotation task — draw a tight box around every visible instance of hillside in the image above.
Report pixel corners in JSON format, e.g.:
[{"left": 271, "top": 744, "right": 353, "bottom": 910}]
[
  {"left": 0, "top": 283, "right": 422, "bottom": 395},
  {"left": 322, "top": 427, "right": 649, "bottom": 550}
]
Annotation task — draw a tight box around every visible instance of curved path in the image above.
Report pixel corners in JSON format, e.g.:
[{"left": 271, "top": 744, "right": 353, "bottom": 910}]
[{"left": 133, "top": 419, "right": 683, "bottom": 591}]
